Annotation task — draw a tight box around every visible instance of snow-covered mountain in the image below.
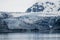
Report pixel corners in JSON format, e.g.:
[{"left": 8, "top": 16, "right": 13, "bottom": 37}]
[{"left": 26, "top": 1, "right": 60, "bottom": 13}]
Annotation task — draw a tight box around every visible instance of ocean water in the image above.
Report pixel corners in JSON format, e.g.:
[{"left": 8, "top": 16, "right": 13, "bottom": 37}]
[{"left": 0, "top": 33, "right": 60, "bottom": 40}]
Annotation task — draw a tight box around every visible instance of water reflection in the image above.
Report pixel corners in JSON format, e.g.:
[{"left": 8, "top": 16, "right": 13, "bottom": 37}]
[{"left": 0, "top": 33, "right": 60, "bottom": 40}]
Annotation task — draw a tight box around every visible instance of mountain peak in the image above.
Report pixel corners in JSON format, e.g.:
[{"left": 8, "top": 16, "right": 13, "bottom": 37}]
[{"left": 26, "top": 1, "right": 60, "bottom": 13}]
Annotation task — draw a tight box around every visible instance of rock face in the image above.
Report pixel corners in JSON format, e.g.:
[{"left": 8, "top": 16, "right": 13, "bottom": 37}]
[
  {"left": 26, "top": 2, "right": 44, "bottom": 12},
  {"left": 0, "top": 12, "right": 9, "bottom": 31}
]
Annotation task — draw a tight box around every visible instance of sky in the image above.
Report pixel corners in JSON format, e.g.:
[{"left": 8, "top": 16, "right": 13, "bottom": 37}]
[{"left": 0, "top": 0, "right": 37, "bottom": 12}]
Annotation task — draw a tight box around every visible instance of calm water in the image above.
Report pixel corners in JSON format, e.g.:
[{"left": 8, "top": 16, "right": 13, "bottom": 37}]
[{"left": 0, "top": 33, "right": 60, "bottom": 40}]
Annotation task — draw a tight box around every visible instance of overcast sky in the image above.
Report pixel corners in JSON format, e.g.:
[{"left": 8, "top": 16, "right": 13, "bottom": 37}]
[{"left": 0, "top": 0, "right": 37, "bottom": 12}]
